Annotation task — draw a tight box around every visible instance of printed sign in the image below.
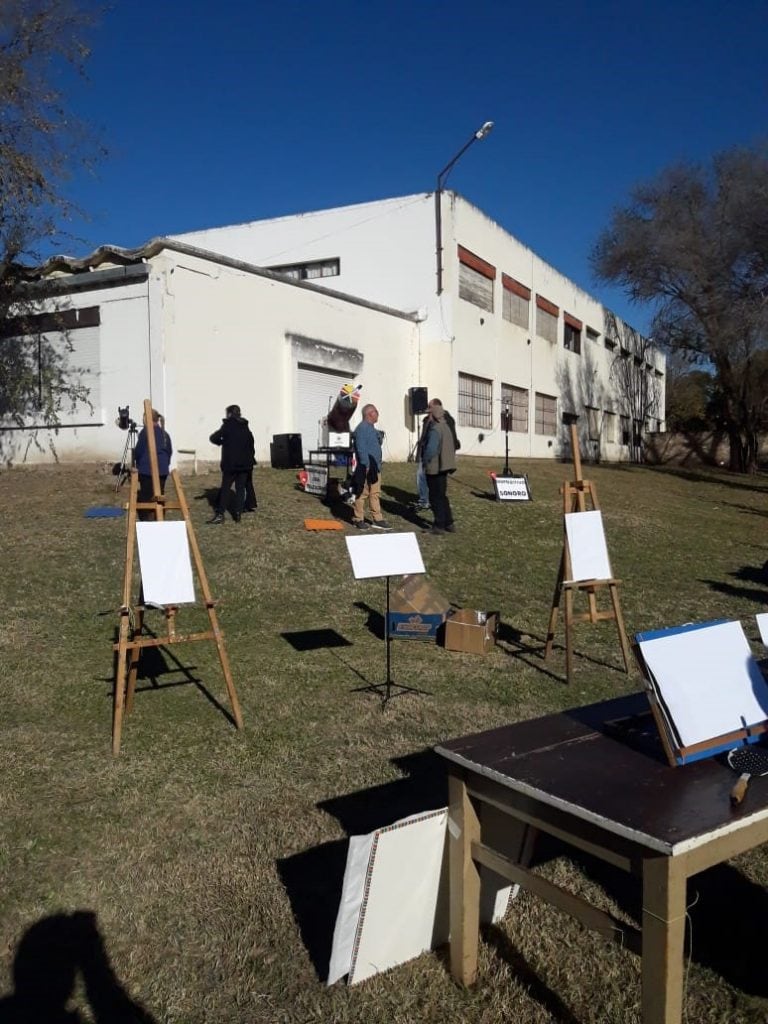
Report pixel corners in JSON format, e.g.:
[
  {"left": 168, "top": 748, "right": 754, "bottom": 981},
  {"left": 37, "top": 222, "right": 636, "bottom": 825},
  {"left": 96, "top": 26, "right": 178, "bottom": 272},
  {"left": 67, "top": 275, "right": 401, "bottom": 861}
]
[
  {"left": 305, "top": 465, "right": 328, "bottom": 496},
  {"left": 492, "top": 474, "right": 532, "bottom": 502}
]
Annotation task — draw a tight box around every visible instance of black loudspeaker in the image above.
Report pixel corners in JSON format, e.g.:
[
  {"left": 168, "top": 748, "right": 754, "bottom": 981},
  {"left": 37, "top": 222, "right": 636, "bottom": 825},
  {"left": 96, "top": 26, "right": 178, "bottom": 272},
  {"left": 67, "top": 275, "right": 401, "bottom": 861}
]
[
  {"left": 409, "top": 386, "right": 429, "bottom": 415},
  {"left": 270, "top": 433, "right": 303, "bottom": 469},
  {"left": 501, "top": 406, "right": 511, "bottom": 432}
]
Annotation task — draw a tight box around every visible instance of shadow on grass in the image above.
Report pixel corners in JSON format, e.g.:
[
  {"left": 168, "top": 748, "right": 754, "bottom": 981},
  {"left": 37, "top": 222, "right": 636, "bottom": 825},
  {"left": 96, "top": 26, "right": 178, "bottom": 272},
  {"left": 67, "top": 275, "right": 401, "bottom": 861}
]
[
  {"left": 567, "top": 850, "right": 768, "bottom": 998},
  {"left": 106, "top": 625, "right": 239, "bottom": 729},
  {"left": 0, "top": 910, "right": 157, "bottom": 1024},
  {"left": 480, "top": 925, "right": 582, "bottom": 1024},
  {"left": 496, "top": 621, "right": 630, "bottom": 684},
  {"left": 281, "top": 629, "right": 352, "bottom": 651},
  {"left": 471, "top": 489, "right": 497, "bottom": 501},
  {"left": 627, "top": 464, "right": 768, "bottom": 496},
  {"left": 353, "top": 600, "right": 385, "bottom": 640},
  {"left": 278, "top": 749, "right": 448, "bottom": 982},
  {"left": 700, "top": 578, "right": 768, "bottom": 605}
]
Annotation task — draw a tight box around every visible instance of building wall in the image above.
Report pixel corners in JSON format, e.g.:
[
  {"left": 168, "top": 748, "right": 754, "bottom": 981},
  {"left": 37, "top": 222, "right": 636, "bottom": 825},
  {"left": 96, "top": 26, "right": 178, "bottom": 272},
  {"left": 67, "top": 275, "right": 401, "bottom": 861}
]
[
  {"left": 144, "top": 250, "right": 420, "bottom": 464},
  {"left": 175, "top": 192, "right": 665, "bottom": 463},
  {"left": 0, "top": 273, "right": 152, "bottom": 466}
]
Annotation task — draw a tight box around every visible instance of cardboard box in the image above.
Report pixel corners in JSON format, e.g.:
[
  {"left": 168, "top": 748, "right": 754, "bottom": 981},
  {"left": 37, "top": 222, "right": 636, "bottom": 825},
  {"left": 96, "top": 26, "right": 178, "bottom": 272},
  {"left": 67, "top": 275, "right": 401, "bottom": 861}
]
[
  {"left": 387, "top": 574, "right": 452, "bottom": 641},
  {"left": 443, "top": 609, "right": 499, "bottom": 654}
]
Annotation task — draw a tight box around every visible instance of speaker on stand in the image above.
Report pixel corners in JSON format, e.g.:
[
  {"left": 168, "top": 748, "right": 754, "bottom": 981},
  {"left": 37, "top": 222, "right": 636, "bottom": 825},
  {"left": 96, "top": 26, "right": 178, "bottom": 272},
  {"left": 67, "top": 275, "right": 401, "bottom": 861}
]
[{"left": 409, "top": 386, "right": 429, "bottom": 416}]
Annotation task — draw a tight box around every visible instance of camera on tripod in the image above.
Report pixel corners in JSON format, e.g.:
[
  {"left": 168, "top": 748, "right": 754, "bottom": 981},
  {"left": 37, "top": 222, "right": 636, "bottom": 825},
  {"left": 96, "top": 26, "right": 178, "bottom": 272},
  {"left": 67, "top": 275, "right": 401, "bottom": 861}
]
[
  {"left": 116, "top": 405, "right": 137, "bottom": 432},
  {"left": 113, "top": 404, "right": 139, "bottom": 487}
]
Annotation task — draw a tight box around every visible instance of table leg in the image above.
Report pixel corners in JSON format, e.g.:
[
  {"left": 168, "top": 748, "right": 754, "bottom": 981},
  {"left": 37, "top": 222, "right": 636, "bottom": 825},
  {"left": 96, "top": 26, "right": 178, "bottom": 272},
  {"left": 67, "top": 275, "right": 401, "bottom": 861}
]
[
  {"left": 641, "top": 854, "right": 687, "bottom": 1024},
  {"left": 448, "top": 773, "right": 482, "bottom": 985}
]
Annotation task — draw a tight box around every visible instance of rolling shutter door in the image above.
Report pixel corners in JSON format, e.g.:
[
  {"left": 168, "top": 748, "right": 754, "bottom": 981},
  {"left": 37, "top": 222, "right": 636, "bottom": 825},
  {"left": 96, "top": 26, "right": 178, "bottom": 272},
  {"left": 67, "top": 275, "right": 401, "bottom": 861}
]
[{"left": 296, "top": 363, "right": 355, "bottom": 456}]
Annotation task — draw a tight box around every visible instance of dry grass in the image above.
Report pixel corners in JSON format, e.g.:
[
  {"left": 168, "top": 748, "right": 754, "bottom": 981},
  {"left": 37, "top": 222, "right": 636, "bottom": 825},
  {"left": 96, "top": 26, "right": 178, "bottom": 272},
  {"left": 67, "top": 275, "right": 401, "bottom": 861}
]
[{"left": 0, "top": 456, "right": 767, "bottom": 1023}]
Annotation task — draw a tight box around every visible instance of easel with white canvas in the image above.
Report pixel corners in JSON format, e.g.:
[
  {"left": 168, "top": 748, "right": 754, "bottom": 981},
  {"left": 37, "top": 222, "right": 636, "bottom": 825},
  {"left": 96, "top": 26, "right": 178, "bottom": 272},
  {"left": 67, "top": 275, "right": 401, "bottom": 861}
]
[
  {"left": 544, "top": 424, "right": 631, "bottom": 685},
  {"left": 112, "top": 399, "right": 243, "bottom": 755}
]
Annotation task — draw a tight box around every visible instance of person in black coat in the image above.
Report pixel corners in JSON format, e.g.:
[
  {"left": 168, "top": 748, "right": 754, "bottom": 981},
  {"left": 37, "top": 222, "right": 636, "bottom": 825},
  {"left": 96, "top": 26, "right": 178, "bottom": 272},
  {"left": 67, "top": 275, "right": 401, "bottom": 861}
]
[{"left": 207, "top": 404, "right": 256, "bottom": 524}]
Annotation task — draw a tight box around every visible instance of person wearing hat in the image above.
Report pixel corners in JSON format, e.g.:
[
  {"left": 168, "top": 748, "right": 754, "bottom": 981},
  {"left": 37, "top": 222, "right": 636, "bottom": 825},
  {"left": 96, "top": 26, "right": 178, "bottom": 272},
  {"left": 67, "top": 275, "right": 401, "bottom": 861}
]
[{"left": 207, "top": 404, "right": 256, "bottom": 524}]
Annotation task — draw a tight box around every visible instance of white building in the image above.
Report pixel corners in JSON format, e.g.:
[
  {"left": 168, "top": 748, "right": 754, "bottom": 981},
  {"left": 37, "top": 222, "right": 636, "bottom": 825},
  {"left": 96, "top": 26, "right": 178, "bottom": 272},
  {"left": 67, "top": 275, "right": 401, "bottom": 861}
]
[{"left": 2, "top": 191, "right": 664, "bottom": 467}]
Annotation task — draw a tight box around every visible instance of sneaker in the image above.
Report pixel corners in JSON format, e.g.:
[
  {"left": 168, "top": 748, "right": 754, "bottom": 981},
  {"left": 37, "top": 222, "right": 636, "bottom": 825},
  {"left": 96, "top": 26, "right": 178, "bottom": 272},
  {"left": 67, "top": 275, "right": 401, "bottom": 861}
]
[
  {"left": 206, "top": 513, "right": 225, "bottom": 525},
  {"left": 426, "top": 526, "right": 446, "bottom": 535},
  {"left": 371, "top": 520, "right": 393, "bottom": 531},
  {"left": 352, "top": 519, "right": 370, "bottom": 530}
]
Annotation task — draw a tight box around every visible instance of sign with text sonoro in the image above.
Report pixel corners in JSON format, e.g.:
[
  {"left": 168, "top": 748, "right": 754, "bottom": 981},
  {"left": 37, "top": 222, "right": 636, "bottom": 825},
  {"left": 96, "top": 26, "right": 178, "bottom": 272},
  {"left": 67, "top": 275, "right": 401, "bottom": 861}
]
[{"left": 492, "top": 474, "right": 532, "bottom": 502}]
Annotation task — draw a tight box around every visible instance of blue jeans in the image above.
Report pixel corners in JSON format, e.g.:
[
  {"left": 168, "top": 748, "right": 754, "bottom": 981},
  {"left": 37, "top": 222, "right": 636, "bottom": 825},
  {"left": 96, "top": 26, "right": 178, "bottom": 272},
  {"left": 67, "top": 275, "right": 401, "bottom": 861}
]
[{"left": 415, "top": 463, "right": 429, "bottom": 505}]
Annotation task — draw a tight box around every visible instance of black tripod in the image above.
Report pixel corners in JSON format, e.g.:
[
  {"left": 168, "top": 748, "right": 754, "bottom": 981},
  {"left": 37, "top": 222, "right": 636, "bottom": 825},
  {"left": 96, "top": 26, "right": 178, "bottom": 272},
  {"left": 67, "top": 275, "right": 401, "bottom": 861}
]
[{"left": 114, "top": 421, "right": 139, "bottom": 492}]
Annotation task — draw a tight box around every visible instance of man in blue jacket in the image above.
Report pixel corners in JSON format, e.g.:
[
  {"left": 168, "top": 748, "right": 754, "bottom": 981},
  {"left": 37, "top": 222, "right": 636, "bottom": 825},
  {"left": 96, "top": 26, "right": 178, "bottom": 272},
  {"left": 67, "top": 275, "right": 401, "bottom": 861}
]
[{"left": 351, "top": 404, "right": 392, "bottom": 531}]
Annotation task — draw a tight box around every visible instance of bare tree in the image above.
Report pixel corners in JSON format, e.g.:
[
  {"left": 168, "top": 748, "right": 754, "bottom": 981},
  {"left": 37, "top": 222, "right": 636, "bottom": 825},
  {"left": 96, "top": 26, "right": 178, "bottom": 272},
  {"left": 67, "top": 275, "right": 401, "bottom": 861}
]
[
  {"left": 592, "top": 146, "right": 768, "bottom": 472},
  {"left": 0, "top": 0, "right": 102, "bottom": 454},
  {"left": 603, "top": 311, "right": 662, "bottom": 462}
]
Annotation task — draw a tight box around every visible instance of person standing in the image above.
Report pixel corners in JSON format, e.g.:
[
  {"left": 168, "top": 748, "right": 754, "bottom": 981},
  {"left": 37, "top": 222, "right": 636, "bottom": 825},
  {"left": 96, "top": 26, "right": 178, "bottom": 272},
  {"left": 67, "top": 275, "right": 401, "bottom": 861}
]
[
  {"left": 351, "top": 403, "right": 392, "bottom": 531},
  {"left": 207, "top": 404, "right": 255, "bottom": 524},
  {"left": 422, "top": 399, "right": 457, "bottom": 534},
  {"left": 134, "top": 408, "right": 172, "bottom": 521},
  {"left": 413, "top": 399, "right": 460, "bottom": 511}
]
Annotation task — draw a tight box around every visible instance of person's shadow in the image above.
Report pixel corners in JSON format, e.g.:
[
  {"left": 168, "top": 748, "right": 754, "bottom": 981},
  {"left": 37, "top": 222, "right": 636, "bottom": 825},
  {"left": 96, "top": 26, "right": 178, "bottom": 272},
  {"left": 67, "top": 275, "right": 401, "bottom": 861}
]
[{"left": 0, "top": 911, "right": 157, "bottom": 1024}]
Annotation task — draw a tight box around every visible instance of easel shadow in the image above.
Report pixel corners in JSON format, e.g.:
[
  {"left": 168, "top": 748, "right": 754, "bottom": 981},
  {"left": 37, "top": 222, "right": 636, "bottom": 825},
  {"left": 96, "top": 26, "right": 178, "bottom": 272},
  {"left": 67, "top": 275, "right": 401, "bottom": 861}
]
[
  {"left": 276, "top": 749, "right": 448, "bottom": 982},
  {"left": 497, "top": 622, "right": 629, "bottom": 685},
  {"left": 108, "top": 625, "right": 238, "bottom": 729}
]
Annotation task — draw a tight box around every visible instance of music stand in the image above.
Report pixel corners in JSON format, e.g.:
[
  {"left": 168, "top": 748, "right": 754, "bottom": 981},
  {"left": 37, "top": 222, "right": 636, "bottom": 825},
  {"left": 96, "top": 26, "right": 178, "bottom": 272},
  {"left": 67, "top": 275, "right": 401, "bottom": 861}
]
[{"left": 345, "top": 532, "right": 430, "bottom": 704}]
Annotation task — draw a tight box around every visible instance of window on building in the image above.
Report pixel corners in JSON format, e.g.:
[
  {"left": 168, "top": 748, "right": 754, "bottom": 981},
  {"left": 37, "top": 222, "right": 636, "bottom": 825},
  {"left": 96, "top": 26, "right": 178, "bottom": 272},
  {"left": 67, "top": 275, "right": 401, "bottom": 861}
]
[
  {"left": 604, "top": 335, "right": 617, "bottom": 351},
  {"left": 268, "top": 257, "right": 340, "bottom": 281},
  {"left": 458, "top": 246, "right": 495, "bottom": 312},
  {"left": 458, "top": 372, "right": 493, "bottom": 428},
  {"left": 604, "top": 411, "right": 617, "bottom": 443},
  {"left": 633, "top": 419, "right": 643, "bottom": 446},
  {"left": 535, "top": 392, "right": 557, "bottom": 435},
  {"left": 500, "top": 383, "right": 529, "bottom": 432},
  {"left": 586, "top": 327, "right": 600, "bottom": 345},
  {"left": 620, "top": 414, "right": 631, "bottom": 445},
  {"left": 501, "top": 274, "right": 530, "bottom": 329},
  {"left": 535, "top": 295, "right": 559, "bottom": 343},
  {"left": 586, "top": 406, "right": 601, "bottom": 441},
  {"left": 0, "top": 306, "right": 101, "bottom": 426},
  {"left": 563, "top": 313, "right": 582, "bottom": 354}
]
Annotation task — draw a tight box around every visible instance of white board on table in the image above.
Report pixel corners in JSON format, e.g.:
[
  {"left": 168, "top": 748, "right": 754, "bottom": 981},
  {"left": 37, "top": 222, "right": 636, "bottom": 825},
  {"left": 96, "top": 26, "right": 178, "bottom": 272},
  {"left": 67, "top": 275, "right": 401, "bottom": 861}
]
[
  {"left": 637, "top": 620, "right": 768, "bottom": 748},
  {"left": 564, "top": 509, "right": 612, "bottom": 582},
  {"left": 345, "top": 532, "right": 425, "bottom": 580},
  {"left": 136, "top": 521, "right": 195, "bottom": 605}
]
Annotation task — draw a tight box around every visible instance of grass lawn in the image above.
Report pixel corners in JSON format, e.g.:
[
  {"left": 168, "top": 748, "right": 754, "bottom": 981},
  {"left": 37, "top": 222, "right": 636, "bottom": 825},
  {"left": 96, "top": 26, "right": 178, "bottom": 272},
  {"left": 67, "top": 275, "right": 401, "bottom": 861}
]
[{"left": 1, "top": 456, "right": 767, "bottom": 1023}]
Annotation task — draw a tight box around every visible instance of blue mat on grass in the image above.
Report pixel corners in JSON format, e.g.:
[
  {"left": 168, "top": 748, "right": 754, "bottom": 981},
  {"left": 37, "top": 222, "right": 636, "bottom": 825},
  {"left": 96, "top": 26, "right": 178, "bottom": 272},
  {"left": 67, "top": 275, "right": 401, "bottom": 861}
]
[{"left": 84, "top": 506, "right": 124, "bottom": 518}]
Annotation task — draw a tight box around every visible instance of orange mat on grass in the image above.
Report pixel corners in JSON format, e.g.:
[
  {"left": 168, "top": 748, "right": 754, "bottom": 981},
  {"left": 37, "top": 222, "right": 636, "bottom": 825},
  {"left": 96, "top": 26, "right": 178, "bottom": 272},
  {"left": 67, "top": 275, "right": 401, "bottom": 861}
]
[{"left": 304, "top": 518, "right": 344, "bottom": 532}]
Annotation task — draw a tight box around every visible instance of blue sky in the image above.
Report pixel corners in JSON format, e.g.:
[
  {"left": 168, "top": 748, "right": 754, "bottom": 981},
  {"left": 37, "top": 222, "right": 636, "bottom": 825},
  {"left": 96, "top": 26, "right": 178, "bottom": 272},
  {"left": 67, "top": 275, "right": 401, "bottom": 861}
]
[{"left": 58, "top": 0, "right": 767, "bottom": 333}]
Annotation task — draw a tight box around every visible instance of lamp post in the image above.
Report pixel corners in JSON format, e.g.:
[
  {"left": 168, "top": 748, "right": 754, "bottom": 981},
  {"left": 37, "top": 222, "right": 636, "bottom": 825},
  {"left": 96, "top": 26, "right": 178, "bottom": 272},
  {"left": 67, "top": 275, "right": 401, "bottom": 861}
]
[{"left": 434, "top": 120, "right": 494, "bottom": 296}]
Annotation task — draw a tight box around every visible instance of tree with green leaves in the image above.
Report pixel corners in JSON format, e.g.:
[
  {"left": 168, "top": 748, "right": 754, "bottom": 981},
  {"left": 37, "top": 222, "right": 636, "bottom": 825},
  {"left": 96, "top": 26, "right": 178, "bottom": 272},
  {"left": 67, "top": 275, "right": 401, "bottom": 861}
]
[
  {"left": 592, "top": 145, "right": 768, "bottom": 472},
  {"left": 0, "top": 0, "right": 102, "bottom": 450}
]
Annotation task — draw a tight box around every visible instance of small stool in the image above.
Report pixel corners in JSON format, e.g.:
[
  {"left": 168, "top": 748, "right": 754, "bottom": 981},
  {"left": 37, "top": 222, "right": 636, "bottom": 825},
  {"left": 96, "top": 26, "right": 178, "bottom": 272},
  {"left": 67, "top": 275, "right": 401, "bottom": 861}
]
[{"left": 177, "top": 448, "right": 197, "bottom": 474}]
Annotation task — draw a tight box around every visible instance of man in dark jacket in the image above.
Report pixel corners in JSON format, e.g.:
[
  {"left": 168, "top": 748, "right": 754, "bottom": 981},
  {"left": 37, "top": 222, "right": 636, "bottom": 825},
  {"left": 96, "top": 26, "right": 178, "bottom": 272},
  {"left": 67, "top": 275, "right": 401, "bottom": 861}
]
[
  {"left": 207, "top": 404, "right": 256, "bottom": 524},
  {"left": 422, "top": 399, "right": 457, "bottom": 535}
]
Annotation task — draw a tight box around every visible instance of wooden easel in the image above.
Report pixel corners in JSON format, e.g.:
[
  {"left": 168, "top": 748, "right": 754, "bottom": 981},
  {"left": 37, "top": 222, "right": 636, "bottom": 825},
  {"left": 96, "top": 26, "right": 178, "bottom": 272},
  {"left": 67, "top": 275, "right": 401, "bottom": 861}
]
[
  {"left": 544, "top": 424, "right": 631, "bottom": 685},
  {"left": 112, "top": 399, "right": 243, "bottom": 755}
]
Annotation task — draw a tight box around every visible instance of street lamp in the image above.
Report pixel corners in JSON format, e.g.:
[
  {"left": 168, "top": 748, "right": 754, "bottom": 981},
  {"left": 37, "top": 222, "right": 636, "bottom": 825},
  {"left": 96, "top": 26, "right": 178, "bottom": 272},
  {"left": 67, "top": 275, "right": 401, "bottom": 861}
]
[{"left": 435, "top": 120, "right": 494, "bottom": 296}]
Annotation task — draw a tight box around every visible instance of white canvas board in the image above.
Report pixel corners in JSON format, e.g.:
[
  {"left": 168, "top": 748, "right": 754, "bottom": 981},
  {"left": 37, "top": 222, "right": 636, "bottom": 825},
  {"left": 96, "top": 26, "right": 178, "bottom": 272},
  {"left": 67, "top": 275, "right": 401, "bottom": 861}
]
[
  {"left": 345, "top": 532, "right": 425, "bottom": 580},
  {"left": 327, "top": 809, "right": 511, "bottom": 986},
  {"left": 564, "top": 509, "right": 612, "bottom": 582},
  {"left": 638, "top": 620, "right": 768, "bottom": 748},
  {"left": 757, "top": 613, "right": 768, "bottom": 648},
  {"left": 136, "top": 521, "right": 195, "bottom": 605}
]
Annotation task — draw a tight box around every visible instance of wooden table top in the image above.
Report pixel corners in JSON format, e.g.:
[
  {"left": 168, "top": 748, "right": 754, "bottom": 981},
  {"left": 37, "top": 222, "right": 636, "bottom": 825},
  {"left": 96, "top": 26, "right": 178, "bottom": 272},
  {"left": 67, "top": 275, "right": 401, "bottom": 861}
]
[{"left": 435, "top": 693, "right": 768, "bottom": 855}]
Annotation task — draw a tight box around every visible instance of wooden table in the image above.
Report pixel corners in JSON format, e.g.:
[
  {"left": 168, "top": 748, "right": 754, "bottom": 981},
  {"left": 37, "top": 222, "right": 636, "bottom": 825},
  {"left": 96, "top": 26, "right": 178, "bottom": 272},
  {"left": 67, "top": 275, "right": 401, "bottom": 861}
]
[{"left": 435, "top": 693, "right": 768, "bottom": 1024}]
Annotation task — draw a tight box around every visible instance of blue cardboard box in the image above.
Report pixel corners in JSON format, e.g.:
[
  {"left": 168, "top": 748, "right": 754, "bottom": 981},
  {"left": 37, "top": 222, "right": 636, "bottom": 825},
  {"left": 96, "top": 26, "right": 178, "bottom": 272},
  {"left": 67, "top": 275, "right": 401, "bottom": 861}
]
[{"left": 387, "top": 574, "right": 452, "bottom": 642}]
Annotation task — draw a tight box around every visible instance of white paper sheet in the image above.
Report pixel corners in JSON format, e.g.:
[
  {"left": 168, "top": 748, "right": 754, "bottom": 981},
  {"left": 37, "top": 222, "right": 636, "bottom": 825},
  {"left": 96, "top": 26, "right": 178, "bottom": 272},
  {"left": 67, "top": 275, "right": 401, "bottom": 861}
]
[
  {"left": 756, "top": 613, "right": 768, "bottom": 648},
  {"left": 638, "top": 620, "right": 768, "bottom": 748},
  {"left": 136, "top": 521, "right": 195, "bottom": 605},
  {"left": 564, "top": 509, "right": 612, "bottom": 582},
  {"left": 345, "top": 532, "right": 425, "bottom": 580},
  {"left": 327, "top": 809, "right": 512, "bottom": 986}
]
